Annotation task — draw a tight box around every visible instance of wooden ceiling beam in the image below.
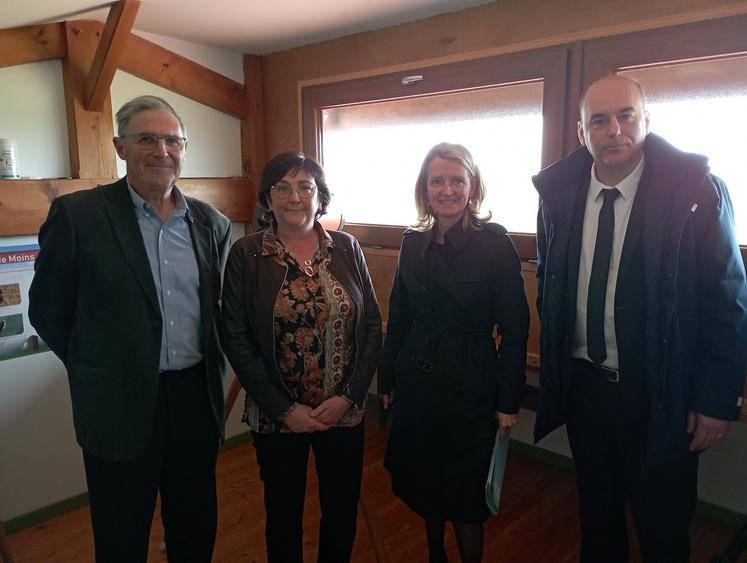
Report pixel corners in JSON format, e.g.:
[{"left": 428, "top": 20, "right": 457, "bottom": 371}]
[
  {"left": 121, "top": 31, "right": 248, "bottom": 118},
  {"left": 62, "top": 20, "right": 118, "bottom": 179},
  {"left": 85, "top": 0, "right": 141, "bottom": 111},
  {"left": 0, "top": 23, "right": 65, "bottom": 69}
]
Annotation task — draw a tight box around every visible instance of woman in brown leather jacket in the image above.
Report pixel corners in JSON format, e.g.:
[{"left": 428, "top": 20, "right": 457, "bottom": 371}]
[{"left": 220, "top": 151, "right": 382, "bottom": 563}]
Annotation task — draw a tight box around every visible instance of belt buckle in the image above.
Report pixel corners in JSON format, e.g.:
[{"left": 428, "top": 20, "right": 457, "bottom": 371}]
[{"left": 599, "top": 366, "right": 620, "bottom": 383}]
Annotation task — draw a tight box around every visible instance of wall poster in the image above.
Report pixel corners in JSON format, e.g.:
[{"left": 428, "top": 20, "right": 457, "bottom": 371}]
[{"left": 0, "top": 244, "right": 48, "bottom": 361}]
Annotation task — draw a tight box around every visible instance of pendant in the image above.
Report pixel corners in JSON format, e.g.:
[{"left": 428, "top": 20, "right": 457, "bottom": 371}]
[{"left": 303, "top": 259, "right": 313, "bottom": 276}]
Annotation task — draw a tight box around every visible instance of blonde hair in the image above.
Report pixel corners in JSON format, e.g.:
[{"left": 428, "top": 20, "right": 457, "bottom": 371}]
[{"left": 413, "top": 142, "right": 491, "bottom": 231}]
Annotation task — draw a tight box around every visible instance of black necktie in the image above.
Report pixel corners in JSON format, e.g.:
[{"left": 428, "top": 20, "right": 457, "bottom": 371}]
[{"left": 587, "top": 188, "right": 620, "bottom": 365}]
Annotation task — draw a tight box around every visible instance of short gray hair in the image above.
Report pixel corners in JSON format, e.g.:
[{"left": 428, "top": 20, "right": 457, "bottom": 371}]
[{"left": 115, "top": 95, "right": 187, "bottom": 138}]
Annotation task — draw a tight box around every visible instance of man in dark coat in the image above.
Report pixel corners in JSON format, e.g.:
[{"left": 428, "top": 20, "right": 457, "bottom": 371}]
[
  {"left": 29, "top": 95, "right": 231, "bottom": 562},
  {"left": 533, "top": 75, "right": 747, "bottom": 562}
]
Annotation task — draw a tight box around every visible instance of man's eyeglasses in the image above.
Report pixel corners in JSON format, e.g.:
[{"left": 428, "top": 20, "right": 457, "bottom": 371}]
[
  {"left": 270, "top": 181, "right": 316, "bottom": 199},
  {"left": 120, "top": 134, "right": 187, "bottom": 151}
]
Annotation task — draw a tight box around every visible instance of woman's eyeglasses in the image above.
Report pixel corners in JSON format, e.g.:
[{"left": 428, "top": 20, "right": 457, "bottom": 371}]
[{"left": 271, "top": 181, "right": 317, "bottom": 199}]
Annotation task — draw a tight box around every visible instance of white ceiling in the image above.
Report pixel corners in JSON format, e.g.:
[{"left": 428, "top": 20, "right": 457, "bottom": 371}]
[{"left": 5, "top": 0, "right": 496, "bottom": 54}]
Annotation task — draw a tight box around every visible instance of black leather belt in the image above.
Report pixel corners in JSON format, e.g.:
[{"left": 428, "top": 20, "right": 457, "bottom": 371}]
[
  {"left": 573, "top": 358, "right": 620, "bottom": 383},
  {"left": 161, "top": 360, "right": 205, "bottom": 377}
]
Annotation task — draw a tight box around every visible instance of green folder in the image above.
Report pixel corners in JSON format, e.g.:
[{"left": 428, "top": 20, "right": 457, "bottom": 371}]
[{"left": 485, "top": 428, "right": 510, "bottom": 515}]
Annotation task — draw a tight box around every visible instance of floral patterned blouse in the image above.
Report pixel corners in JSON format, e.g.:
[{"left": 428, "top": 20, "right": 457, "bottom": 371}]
[{"left": 245, "top": 225, "right": 362, "bottom": 433}]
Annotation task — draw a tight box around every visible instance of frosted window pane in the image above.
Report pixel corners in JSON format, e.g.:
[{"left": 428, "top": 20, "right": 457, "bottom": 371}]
[
  {"left": 622, "top": 57, "right": 747, "bottom": 245},
  {"left": 320, "top": 82, "right": 543, "bottom": 233}
]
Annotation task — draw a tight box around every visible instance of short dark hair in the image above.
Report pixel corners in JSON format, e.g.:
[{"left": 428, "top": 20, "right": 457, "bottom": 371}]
[
  {"left": 115, "top": 95, "right": 186, "bottom": 137},
  {"left": 257, "top": 151, "right": 331, "bottom": 227}
]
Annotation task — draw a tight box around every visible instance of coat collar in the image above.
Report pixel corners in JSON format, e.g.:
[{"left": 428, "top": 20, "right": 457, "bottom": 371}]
[
  {"left": 533, "top": 133, "right": 710, "bottom": 211},
  {"left": 420, "top": 220, "right": 473, "bottom": 257}
]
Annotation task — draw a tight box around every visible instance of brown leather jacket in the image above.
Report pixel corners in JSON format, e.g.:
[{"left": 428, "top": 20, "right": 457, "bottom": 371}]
[{"left": 220, "top": 227, "right": 383, "bottom": 420}]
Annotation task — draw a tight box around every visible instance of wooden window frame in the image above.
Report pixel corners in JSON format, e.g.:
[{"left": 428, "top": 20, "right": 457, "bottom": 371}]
[{"left": 301, "top": 45, "right": 571, "bottom": 260}]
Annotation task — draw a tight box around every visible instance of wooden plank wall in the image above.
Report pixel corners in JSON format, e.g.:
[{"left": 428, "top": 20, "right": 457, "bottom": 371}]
[{"left": 261, "top": 0, "right": 747, "bottom": 156}]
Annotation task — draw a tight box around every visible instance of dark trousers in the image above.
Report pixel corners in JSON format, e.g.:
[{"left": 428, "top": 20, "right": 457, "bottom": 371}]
[
  {"left": 82, "top": 362, "right": 219, "bottom": 563},
  {"left": 566, "top": 360, "right": 699, "bottom": 563},
  {"left": 252, "top": 423, "right": 365, "bottom": 563}
]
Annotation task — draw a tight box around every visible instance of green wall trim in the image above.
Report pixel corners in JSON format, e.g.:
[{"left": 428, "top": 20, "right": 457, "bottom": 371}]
[
  {"left": 4, "top": 491, "right": 89, "bottom": 534},
  {"left": 508, "top": 440, "right": 746, "bottom": 523},
  {"left": 221, "top": 430, "right": 252, "bottom": 450},
  {"left": 509, "top": 439, "right": 576, "bottom": 472},
  {"left": 696, "top": 499, "right": 747, "bottom": 527}
]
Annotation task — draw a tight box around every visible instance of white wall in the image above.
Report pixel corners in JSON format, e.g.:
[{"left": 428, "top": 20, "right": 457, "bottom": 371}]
[
  {"left": 0, "top": 60, "right": 70, "bottom": 179},
  {"left": 111, "top": 71, "right": 243, "bottom": 178},
  {"left": 0, "top": 31, "right": 249, "bottom": 524}
]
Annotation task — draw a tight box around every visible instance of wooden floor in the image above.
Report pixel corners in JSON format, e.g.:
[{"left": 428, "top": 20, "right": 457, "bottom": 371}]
[{"left": 7, "top": 409, "right": 744, "bottom": 563}]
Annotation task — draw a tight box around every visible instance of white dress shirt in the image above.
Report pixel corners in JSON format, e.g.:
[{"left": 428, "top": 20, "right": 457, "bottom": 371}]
[{"left": 573, "top": 157, "right": 645, "bottom": 370}]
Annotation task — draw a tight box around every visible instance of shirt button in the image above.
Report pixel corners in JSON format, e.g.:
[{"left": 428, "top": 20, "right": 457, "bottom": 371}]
[
  {"left": 166, "top": 290, "right": 171, "bottom": 296},
  {"left": 163, "top": 259, "right": 169, "bottom": 265},
  {"left": 169, "top": 320, "right": 175, "bottom": 327},
  {"left": 171, "top": 350, "right": 176, "bottom": 356}
]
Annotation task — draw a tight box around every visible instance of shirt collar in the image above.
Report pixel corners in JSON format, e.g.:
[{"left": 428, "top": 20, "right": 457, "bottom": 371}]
[
  {"left": 589, "top": 156, "right": 645, "bottom": 202},
  {"left": 127, "top": 180, "right": 190, "bottom": 220}
]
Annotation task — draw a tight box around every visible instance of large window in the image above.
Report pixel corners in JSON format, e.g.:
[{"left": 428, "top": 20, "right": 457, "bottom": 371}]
[
  {"left": 302, "top": 46, "right": 568, "bottom": 249},
  {"left": 320, "top": 82, "right": 543, "bottom": 232},
  {"left": 621, "top": 56, "right": 747, "bottom": 244}
]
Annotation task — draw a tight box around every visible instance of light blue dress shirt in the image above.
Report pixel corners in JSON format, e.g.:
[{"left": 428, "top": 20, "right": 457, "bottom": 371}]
[{"left": 128, "top": 183, "right": 203, "bottom": 372}]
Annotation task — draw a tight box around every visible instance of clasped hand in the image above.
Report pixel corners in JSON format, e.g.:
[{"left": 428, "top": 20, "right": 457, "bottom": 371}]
[{"left": 281, "top": 396, "right": 351, "bottom": 432}]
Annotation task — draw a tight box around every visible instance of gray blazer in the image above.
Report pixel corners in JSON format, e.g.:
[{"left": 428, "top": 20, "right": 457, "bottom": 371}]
[{"left": 29, "top": 178, "right": 231, "bottom": 461}]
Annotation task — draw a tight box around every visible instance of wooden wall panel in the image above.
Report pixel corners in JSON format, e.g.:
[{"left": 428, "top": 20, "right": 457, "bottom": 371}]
[
  {"left": 0, "top": 178, "right": 253, "bottom": 236},
  {"left": 361, "top": 247, "right": 398, "bottom": 325},
  {"left": 522, "top": 262, "right": 540, "bottom": 368},
  {"left": 239, "top": 54, "right": 265, "bottom": 223},
  {"left": 262, "top": 0, "right": 747, "bottom": 156}
]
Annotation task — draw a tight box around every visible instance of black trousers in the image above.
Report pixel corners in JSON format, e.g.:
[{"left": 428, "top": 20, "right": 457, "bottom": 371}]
[
  {"left": 566, "top": 360, "right": 699, "bottom": 563},
  {"left": 82, "top": 362, "right": 219, "bottom": 563},
  {"left": 252, "top": 423, "right": 365, "bottom": 563}
]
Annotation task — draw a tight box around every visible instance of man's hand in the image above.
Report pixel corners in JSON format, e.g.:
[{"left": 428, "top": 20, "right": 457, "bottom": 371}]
[
  {"left": 687, "top": 411, "right": 729, "bottom": 451},
  {"left": 282, "top": 404, "right": 331, "bottom": 433},
  {"left": 496, "top": 411, "right": 519, "bottom": 441},
  {"left": 309, "top": 396, "right": 351, "bottom": 426}
]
